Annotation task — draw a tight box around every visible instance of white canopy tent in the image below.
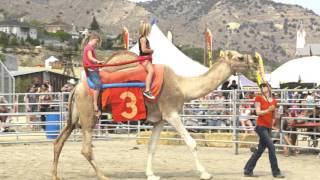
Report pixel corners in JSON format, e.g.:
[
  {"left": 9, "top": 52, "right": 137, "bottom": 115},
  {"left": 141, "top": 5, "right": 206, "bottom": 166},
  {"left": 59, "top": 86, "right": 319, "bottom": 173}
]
[
  {"left": 44, "top": 56, "right": 59, "bottom": 69},
  {"left": 267, "top": 56, "right": 320, "bottom": 88},
  {"left": 130, "top": 25, "right": 208, "bottom": 77}
]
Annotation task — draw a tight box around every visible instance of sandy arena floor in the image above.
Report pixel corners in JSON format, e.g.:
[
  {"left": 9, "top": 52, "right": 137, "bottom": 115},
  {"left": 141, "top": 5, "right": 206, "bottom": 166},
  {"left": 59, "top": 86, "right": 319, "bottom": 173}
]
[{"left": 0, "top": 139, "right": 319, "bottom": 180}]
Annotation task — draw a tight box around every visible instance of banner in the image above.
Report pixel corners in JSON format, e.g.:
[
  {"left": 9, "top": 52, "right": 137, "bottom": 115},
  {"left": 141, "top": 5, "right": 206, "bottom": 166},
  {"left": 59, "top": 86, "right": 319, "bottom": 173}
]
[
  {"left": 109, "top": 87, "right": 146, "bottom": 122},
  {"left": 167, "top": 30, "right": 173, "bottom": 42},
  {"left": 255, "top": 52, "right": 266, "bottom": 85},
  {"left": 122, "top": 27, "right": 129, "bottom": 50},
  {"left": 204, "top": 27, "right": 213, "bottom": 67}
]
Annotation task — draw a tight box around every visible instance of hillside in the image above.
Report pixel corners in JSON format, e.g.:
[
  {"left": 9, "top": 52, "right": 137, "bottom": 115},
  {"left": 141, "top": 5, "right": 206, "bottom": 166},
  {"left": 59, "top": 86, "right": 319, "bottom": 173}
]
[{"left": 0, "top": 0, "right": 319, "bottom": 67}]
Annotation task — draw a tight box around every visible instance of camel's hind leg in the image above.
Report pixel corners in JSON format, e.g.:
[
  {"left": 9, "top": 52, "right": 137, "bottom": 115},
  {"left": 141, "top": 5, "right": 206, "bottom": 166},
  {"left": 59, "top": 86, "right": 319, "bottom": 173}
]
[
  {"left": 52, "top": 124, "right": 75, "bottom": 180},
  {"left": 146, "top": 120, "right": 164, "bottom": 180},
  {"left": 164, "top": 113, "right": 212, "bottom": 180}
]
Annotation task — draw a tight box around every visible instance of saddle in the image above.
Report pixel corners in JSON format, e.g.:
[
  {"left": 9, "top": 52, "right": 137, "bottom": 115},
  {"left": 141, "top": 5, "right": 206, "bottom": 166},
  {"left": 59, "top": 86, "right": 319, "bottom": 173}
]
[{"left": 83, "top": 51, "right": 164, "bottom": 121}]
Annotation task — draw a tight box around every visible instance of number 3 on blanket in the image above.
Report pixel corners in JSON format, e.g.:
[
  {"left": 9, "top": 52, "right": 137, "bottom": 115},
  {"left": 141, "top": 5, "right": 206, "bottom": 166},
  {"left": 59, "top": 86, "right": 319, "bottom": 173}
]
[{"left": 120, "top": 91, "right": 138, "bottom": 119}]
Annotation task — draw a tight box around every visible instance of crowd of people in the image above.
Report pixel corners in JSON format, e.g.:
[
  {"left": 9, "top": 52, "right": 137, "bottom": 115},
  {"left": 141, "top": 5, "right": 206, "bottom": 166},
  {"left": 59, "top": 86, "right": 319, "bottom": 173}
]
[
  {"left": 183, "top": 80, "right": 320, "bottom": 157},
  {"left": 0, "top": 79, "right": 77, "bottom": 132}
]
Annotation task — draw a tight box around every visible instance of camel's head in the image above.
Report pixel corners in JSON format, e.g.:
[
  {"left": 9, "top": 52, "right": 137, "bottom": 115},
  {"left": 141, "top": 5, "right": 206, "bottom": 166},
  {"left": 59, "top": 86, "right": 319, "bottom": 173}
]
[{"left": 219, "top": 50, "right": 258, "bottom": 74}]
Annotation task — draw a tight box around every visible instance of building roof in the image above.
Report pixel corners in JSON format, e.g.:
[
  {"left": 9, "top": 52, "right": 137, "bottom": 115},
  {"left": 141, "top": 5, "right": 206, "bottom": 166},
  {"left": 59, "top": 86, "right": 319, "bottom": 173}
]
[
  {"left": 0, "top": 19, "right": 31, "bottom": 28},
  {"left": 296, "top": 44, "right": 320, "bottom": 56},
  {"left": 11, "top": 66, "right": 81, "bottom": 78},
  {"left": 46, "top": 20, "right": 71, "bottom": 27}
]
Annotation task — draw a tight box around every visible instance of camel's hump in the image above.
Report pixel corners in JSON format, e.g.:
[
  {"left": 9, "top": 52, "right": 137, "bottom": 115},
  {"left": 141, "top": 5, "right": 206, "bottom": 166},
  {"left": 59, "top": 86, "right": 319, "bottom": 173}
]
[{"left": 103, "top": 51, "right": 139, "bottom": 72}]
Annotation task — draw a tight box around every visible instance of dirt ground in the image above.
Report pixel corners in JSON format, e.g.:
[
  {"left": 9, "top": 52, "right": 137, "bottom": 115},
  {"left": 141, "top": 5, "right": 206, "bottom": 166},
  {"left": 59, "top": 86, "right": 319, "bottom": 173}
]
[{"left": 0, "top": 139, "right": 319, "bottom": 180}]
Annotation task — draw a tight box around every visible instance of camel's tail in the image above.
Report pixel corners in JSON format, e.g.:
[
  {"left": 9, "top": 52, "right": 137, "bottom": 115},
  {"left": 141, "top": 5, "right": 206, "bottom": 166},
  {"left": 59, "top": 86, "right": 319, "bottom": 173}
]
[{"left": 67, "top": 87, "right": 76, "bottom": 126}]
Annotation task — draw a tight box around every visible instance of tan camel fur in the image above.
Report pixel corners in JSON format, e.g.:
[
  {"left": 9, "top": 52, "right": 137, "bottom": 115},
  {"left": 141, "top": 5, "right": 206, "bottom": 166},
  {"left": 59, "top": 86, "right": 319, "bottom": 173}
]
[{"left": 52, "top": 51, "right": 258, "bottom": 180}]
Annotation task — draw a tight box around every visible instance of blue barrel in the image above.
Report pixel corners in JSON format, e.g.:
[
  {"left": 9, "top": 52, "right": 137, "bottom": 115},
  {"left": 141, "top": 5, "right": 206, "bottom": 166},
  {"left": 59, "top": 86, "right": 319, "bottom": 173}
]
[{"left": 45, "top": 114, "right": 60, "bottom": 139}]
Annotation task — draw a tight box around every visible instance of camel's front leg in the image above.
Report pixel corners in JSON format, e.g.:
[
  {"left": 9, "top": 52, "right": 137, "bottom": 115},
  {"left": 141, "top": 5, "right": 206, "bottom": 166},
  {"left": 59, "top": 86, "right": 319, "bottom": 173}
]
[
  {"left": 81, "top": 128, "right": 109, "bottom": 180},
  {"left": 146, "top": 120, "right": 164, "bottom": 180},
  {"left": 165, "top": 113, "right": 212, "bottom": 180}
]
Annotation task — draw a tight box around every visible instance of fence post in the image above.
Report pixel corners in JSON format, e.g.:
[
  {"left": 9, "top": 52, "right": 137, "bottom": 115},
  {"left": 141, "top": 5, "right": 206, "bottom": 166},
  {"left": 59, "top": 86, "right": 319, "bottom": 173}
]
[
  {"left": 233, "top": 90, "right": 239, "bottom": 155},
  {"left": 59, "top": 92, "right": 63, "bottom": 136},
  {"left": 279, "top": 90, "right": 286, "bottom": 146}
]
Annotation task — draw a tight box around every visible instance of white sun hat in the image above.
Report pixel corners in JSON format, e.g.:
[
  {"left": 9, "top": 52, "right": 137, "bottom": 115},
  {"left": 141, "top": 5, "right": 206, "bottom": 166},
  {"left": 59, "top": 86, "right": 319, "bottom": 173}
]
[{"left": 68, "top": 79, "right": 76, "bottom": 85}]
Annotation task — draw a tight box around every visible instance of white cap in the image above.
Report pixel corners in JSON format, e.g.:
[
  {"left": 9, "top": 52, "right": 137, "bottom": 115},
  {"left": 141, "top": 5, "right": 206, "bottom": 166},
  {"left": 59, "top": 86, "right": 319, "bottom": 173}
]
[{"left": 68, "top": 79, "right": 76, "bottom": 85}]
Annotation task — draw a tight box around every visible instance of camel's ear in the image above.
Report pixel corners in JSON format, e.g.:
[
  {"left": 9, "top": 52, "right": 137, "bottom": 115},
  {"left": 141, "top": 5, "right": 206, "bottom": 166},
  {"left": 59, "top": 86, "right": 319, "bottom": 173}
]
[
  {"left": 219, "top": 51, "right": 225, "bottom": 58},
  {"left": 255, "top": 52, "right": 262, "bottom": 61},
  {"left": 227, "top": 51, "right": 234, "bottom": 59},
  {"left": 254, "top": 52, "right": 262, "bottom": 64}
]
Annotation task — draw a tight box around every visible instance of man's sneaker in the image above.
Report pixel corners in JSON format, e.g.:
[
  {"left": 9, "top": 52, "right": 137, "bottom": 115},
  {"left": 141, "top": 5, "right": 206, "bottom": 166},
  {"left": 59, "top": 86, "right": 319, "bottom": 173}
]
[
  {"left": 273, "top": 174, "right": 285, "bottom": 178},
  {"left": 244, "top": 173, "right": 258, "bottom": 177},
  {"left": 143, "top": 91, "right": 155, "bottom": 99},
  {"left": 250, "top": 146, "right": 257, "bottom": 153}
]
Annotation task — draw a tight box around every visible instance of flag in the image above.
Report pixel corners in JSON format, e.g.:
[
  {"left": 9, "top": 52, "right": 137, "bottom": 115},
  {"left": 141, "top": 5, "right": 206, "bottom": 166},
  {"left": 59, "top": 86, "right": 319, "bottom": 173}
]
[
  {"left": 204, "top": 27, "right": 213, "bottom": 67},
  {"left": 122, "top": 27, "right": 129, "bottom": 50},
  {"left": 255, "top": 52, "right": 265, "bottom": 85},
  {"left": 167, "top": 30, "right": 173, "bottom": 42},
  {"left": 151, "top": 18, "right": 157, "bottom": 25}
]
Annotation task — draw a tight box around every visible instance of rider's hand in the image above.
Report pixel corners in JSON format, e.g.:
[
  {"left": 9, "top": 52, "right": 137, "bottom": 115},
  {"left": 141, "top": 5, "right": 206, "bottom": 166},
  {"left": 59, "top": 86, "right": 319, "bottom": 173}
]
[
  {"left": 97, "top": 60, "right": 104, "bottom": 64},
  {"left": 268, "top": 105, "right": 275, "bottom": 112}
]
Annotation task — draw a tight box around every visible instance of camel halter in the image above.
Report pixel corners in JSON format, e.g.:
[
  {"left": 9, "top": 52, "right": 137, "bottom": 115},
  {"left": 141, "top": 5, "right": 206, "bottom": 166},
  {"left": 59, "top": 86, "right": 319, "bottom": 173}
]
[{"left": 221, "top": 54, "right": 250, "bottom": 72}]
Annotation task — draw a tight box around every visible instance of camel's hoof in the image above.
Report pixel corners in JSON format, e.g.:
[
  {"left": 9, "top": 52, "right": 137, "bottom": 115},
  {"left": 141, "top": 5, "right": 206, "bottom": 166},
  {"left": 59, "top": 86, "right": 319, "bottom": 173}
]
[
  {"left": 200, "top": 172, "right": 212, "bottom": 180},
  {"left": 147, "top": 175, "right": 161, "bottom": 180},
  {"left": 52, "top": 176, "right": 60, "bottom": 180},
  {"left": 99, "top": 176, "right": 109, "bottom": 180}
]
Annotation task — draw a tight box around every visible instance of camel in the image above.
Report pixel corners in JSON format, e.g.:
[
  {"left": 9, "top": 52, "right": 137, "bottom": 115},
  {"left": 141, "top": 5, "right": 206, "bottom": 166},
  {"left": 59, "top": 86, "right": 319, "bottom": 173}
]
[{"left": 52, "top": 50, "right": 258, "bottom": 180}]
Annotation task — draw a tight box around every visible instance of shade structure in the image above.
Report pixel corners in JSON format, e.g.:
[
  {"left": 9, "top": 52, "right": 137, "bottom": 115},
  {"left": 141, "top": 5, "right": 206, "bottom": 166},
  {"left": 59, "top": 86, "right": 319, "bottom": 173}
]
[{"left": 268, "top": 56, "right": 320, "bottom": 88}]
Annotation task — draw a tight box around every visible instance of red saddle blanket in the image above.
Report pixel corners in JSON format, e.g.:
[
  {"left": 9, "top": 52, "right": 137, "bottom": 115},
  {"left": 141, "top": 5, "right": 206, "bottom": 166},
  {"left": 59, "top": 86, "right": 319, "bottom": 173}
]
[{"left": 83, "top": 64, "right": 164, "bottom": 122}]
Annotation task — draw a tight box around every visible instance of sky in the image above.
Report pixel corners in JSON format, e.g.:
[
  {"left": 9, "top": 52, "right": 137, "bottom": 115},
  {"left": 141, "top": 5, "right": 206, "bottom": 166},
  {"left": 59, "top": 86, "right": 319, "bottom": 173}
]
[
  {"left": 129, "top": 0, "right": 320, "bottom": 15},
  {"left": 273, "top": 0, "right": 320, "bottom": 15}
]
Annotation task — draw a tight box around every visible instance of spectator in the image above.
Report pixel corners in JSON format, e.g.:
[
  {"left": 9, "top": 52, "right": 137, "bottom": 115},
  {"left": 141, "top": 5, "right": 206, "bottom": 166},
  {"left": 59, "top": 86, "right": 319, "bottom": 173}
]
[
  {"left": 61, "top": 79, "right": 77, "bottom": 102},
  {"left": 215, "top": 92, "right": 226, "bottom": 115},
  {"left": 221, "top": 81, "right": 230, "bottom": 98},
  {"left": 307, "top": 106, "right": 320, "bottom": 148},
  {"left": 24, "top": 85, "right": 39, "bottom": 123},
  {"left": 43, "top": 80, "right": 53, "bottom": 92},
  {"left": 290, "top": 92, "right": 299, "bottom": 117},
  {"left": 239, "top": 104, "right": 253, "bottom": 133},
  {"left": 0, "top": 96, "right": 11, "bottom": 132},
  {"left": 274, "top": 106, "right": 297, "bottom": 157},
  {"left": 306, "top": 91, "right": 315, "bottom": 109},
  {"left": 228, "top": 80, "right": 238, "bottom": 90},
  {"left": 38, "top": 83, "right": 52, "bottom": 130},
  {"left": 221, "top": 81, "right": 230, "bottom": 90},
  {"left": 0, "top": 96, "right": 9, "bottom": 122},
  {"left": 208, "top": 92, "right": 228, "bottom": 128}
]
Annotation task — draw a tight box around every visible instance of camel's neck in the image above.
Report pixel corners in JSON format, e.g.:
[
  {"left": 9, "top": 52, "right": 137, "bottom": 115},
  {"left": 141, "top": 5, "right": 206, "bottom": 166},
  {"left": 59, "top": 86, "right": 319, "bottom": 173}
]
[{"left": 180, "top": 61, "right": 233, "bottom": 101}]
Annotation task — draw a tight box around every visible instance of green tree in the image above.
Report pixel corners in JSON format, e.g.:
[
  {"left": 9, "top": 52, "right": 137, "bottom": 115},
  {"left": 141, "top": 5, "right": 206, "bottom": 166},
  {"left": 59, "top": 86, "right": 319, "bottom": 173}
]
[
  {"left": 29, "top": 19, "right": 43, "bottom": 27},
  {"left": 26, "top": 35, "right": 33, "bottom": 45},
  {"left": 101, "top": 38, "right": 113, "bottom": 50},
  {"left": 90, "top": 16, "right": 100, "bottom": 31},
  {"left": 15, "top": 78, "right": 33, "bottom": 93},
  {"left": 26, "top": 35, "right": 40, "bottom": 46},
  {"left": 9, "top": 36, "right": 18, "bottom": 46},
  {"left": 0, "top": 53, "right": 5, "bottom": 63},
  {"left": 20, "top": 38, "right": 25, "bottom": 46},
  {"left": 55, "top": 31, "right": 72, "bottom": 42},
  {"left": 178, "top": 45, "right": 204, "bottom": 65},
  {"left": 0, "top": 32, "right": 9, "bottom": 46}
]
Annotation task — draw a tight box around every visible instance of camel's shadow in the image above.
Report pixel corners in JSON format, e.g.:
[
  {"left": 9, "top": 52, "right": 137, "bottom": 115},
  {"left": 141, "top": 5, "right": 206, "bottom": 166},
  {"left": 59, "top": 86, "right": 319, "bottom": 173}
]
[{"left": 105, "top": 170, "right": 197, "bottom": 179}]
